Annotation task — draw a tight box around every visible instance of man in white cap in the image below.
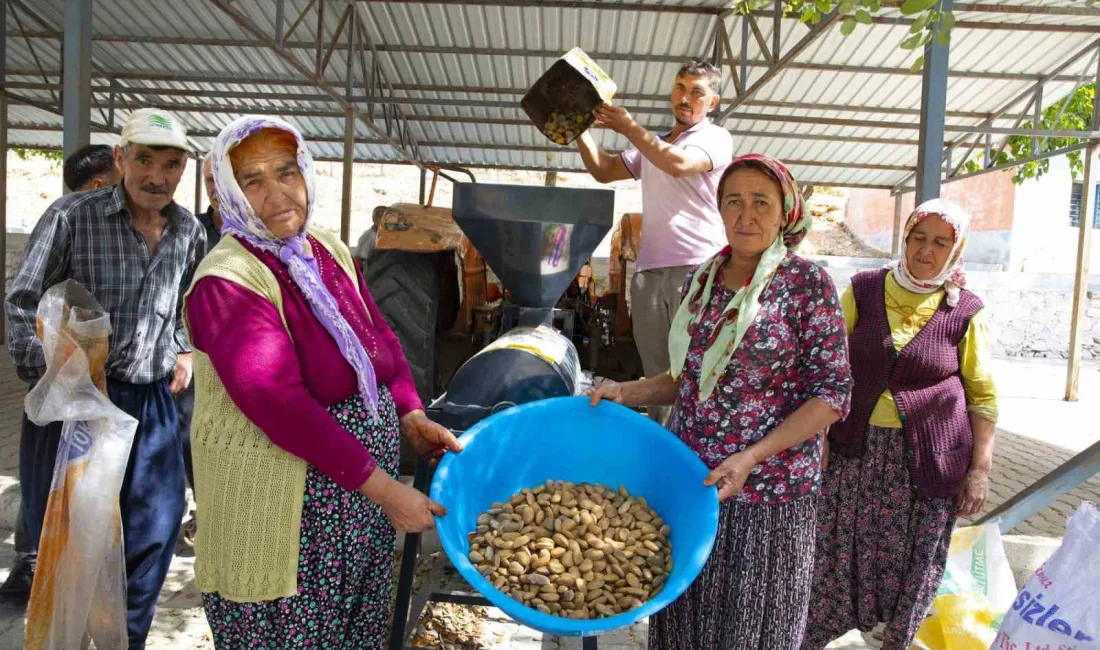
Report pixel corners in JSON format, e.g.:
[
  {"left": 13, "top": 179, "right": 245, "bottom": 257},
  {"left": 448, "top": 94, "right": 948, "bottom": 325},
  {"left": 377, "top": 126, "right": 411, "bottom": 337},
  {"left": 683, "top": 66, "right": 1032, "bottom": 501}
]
[{"left": 4, "top": 108, "right": 206, "bottom": 648}]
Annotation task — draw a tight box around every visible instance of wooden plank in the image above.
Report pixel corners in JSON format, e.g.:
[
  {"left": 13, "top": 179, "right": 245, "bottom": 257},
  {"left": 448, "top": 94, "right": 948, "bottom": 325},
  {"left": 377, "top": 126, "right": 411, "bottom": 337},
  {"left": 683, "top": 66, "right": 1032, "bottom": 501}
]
[
  {"left": 1066, "top": 143, "right": 1096, "bottom": 401},
  {"left": 374, "top": 203, "right": 465, "bottom": 252},
  {"left": 891, "top": 192, "right": 904, "bottom": 258}
]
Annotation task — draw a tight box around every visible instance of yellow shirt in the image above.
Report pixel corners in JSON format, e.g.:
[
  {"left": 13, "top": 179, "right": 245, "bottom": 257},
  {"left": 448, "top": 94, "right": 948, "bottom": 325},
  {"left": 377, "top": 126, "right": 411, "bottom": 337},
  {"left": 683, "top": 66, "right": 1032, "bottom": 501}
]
[{"left": 840, "top": 273, "right": 998, "bottom": 428}]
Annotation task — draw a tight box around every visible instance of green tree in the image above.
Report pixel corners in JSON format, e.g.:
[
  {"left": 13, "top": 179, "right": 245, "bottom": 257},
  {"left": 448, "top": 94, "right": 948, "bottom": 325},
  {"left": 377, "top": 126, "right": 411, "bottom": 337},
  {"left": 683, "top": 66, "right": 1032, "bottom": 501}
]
[
  {"left": 12, "top": 148, "right": 64, "bottom": 165},
  {"left": 732, "top": 0, "right": 1092, "bottom": 71},
  {"left": 960, "top": 85, "right": 1094, "bottom": 184}
]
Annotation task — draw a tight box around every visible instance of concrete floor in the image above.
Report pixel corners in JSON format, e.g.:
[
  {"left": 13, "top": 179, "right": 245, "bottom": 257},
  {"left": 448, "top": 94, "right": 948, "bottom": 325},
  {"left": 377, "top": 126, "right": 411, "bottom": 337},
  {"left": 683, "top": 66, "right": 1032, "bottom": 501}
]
[{"left": 0, "top": 356, "right": 1096, "bottom": 648}]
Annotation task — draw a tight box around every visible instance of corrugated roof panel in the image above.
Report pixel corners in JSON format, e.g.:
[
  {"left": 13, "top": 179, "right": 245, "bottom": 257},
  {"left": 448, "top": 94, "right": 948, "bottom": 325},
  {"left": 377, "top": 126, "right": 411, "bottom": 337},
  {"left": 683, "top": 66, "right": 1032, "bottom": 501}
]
[{"left": 7, "top": 1, "right": 1100, "bottom": 184}]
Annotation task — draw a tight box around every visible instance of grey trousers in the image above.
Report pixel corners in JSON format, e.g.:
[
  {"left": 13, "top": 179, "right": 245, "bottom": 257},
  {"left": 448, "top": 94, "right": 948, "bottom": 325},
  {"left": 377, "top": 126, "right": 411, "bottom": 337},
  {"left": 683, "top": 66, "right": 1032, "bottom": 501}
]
[{"left": 629, "top": 264, "right": 694, "bottom": 422}]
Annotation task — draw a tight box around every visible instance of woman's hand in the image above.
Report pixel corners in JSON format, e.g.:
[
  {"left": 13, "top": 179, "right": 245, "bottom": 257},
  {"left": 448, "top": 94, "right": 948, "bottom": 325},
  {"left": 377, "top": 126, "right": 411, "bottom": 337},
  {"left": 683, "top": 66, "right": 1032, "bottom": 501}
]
[
  {"left": 359, "top": 470, "right": 445, "bottom": 533},
  {"left": 586, "top": 379, "right": 625, "bottom": 407},
  {"left": 956, "top": 467, "right": 990, "bottom": 517},
  {"left": 400, "top": 410, "right": 463, "bottom": 464},
  {"left": 704, "top": 451, "right": 759, "bottom": 501}
]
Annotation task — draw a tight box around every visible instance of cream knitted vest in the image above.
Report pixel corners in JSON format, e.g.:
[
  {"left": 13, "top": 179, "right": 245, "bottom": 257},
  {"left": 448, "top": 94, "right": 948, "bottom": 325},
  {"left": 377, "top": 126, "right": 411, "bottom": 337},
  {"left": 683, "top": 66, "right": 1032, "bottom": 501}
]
[{"left": 183, "top": 227, "right": 362, "bottom": 602}]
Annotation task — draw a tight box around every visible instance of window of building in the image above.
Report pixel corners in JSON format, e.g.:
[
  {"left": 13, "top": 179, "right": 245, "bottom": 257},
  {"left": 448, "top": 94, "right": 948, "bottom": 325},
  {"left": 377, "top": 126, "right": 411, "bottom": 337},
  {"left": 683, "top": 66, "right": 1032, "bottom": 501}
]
[{"left": 1069, "top": 182, "right": 1100, "bottom": 229}]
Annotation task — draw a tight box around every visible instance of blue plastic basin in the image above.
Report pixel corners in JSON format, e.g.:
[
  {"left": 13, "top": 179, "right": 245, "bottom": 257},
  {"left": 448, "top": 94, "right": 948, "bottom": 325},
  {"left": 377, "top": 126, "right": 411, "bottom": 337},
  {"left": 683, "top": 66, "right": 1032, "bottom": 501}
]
[{"left": 430, "top": 396, "right": 719, "bottom": 637}]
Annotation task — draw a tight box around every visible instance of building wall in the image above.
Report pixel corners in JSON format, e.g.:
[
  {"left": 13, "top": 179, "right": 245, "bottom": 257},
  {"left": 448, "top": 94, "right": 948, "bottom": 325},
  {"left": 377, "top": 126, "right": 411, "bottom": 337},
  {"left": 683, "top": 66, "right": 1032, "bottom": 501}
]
[
  {"left": 827, "top": 266, "right": 1100, "bottom": 360},
  {"left": 844, "top": 171, "right": 1016, "bottom": 266},
  {"left": 1009, "top": 152, "right": 1100, "bottom": 274}
]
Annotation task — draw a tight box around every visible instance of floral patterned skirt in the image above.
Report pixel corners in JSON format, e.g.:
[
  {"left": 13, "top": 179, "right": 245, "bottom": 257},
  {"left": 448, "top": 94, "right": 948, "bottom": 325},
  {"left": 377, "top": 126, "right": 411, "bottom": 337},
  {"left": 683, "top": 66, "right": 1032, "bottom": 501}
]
[
  {"left": 802, "top": 425, "right": 957, "bottom": 650},
  {"left": 202, "top": 389, "right": 401, "bottom": 650},
  {"left": 648, "top": 496, "right": 819, "bottom": 650}
]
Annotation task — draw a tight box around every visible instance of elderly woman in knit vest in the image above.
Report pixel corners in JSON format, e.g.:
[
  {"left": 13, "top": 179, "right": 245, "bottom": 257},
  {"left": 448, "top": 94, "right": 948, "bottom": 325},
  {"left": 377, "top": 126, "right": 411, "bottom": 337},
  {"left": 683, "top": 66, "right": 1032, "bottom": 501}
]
[
  {"left": 590, "top": 154, "right": 853, "bottom": 650},
  {"left": 183, "top": 115, "right": 462, "bottom": 649},
  {"left": 802, "top": 199, "right": 997, "bottom": 650}
]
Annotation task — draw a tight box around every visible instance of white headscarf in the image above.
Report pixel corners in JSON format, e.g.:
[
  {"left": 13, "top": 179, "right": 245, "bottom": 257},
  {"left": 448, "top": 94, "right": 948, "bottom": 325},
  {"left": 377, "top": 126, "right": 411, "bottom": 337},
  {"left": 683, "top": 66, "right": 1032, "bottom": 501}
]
[{"left": 889, "top": 198, "right": 971, "bottom": 307}]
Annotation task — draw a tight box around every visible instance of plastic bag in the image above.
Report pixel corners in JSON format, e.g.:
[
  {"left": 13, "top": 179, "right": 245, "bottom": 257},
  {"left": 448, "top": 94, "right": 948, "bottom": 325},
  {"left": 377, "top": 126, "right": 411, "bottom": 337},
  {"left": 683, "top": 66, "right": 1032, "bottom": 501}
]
[
  {"left": 23, "top": 280, "right": 136, "bottom": 650},
  {"left": 992, "top": 502, "right": 1100, "bottom": 650},
  {"left": 913, "top": 523, "right": 1017, "bottom": 650}
]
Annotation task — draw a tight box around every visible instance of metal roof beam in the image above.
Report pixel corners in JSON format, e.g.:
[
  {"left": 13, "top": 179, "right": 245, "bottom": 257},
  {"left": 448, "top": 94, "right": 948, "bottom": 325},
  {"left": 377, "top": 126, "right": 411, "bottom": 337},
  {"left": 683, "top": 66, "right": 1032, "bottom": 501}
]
[
  {"left": 0, "top": 139, "right": 905, "bottom": 188},
  {"left": 7, "top": 120, "right": 921, "bottom": 150},
  {"left": 14, "top": 94, "right": 1084, "bottom": 137},
  {"left": 7, "top": 120, "right": 923, "bottom": 147},
  {"left": 369, "top": 0, "right": 1100, "bottom": 19},
  {"left": 370, "top": 0, "right": 1100, "bottom": 21},
  {"left": 718, "top": 9, "right": 839, "bottom": 121},
  {"left": 2, "top": 81, "right": 1035, "bottom": 122},
  {"left": 881, "top": 1, "right": 1100, "bottom": 17},
  {"left": 360, "top": 0, "right": 721, "bottom": 14},
  {"left": 4, "top": 37, "right": 1086, "bottom": 83},
  {"left": 896, "top": 36, "right": 1100, "bottom": 192},
  {"left": 205, "top": 0, "right": 421, "bottom": 166}
]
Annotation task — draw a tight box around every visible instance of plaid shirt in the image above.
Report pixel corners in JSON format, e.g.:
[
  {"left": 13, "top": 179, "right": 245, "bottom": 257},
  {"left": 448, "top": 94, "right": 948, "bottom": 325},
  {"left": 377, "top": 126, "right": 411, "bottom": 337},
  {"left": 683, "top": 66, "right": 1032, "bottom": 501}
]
[{"left": 5, "top": 184, "right": 206, "bottom": 385}]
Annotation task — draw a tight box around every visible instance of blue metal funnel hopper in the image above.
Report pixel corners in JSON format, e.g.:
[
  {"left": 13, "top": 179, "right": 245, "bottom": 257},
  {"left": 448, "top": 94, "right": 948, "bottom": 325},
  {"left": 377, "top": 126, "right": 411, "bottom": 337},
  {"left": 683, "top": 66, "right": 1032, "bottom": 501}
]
[{"left": 451, "top": 183, "right": 615, "bottom": 309}]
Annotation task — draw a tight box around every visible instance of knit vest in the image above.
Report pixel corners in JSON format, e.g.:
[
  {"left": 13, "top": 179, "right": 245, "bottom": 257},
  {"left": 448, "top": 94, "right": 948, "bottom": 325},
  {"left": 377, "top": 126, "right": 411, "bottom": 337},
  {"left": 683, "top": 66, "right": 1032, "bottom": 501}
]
[
  {"left": 183, "top": 227, "right": 363, "bottom": 602},
  {"left": 829, "top": 268, "right": 982, "bottom": 499}
]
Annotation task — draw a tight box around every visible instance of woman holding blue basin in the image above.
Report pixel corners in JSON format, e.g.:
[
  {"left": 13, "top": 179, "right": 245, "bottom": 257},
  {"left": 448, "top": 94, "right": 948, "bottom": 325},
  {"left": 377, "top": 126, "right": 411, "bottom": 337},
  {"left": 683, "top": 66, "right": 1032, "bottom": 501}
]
[{"left": 589, "top": 154, "right": 852, "bottom": 650}]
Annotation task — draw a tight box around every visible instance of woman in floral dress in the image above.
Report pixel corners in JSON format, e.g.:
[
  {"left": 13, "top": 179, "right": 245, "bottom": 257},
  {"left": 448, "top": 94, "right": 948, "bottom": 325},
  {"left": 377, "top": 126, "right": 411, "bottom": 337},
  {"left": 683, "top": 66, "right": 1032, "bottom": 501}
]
[
  {"left": 802, "top": 199, "right": 997, "bottom": 650},
  {"left": 184, "top": 115, "right": 462, "bottom": 649},
  {"left": 589, "top": 154, "right": 852, "bottom": 650}
]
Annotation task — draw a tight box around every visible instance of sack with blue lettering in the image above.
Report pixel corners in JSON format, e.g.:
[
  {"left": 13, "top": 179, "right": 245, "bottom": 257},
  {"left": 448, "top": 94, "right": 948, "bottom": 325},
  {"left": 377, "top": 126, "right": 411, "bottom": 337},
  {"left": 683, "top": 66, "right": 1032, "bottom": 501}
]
[
  {"left": 993, "top": 501, "right": 1100, "bottom": 650},
  {"left": 914, "top": 523, "right": 1017, "bottom": 650},
  {"left": 22, "top": 280, "right": 137, "bottom": 650}
]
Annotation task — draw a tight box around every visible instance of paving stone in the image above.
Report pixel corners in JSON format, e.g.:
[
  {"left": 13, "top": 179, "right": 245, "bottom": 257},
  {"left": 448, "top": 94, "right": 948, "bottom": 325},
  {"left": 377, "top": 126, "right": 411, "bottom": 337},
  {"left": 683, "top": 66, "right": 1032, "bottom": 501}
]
[{"left": 0, "top": 357, "right": 1098, "bottom": 647}]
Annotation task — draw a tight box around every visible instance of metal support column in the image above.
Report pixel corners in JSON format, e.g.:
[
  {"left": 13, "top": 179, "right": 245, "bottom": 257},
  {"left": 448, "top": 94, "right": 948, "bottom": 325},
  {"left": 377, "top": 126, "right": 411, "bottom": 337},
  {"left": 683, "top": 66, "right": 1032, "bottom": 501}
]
[
  {"left": 419, "top": 167, "right": 427, "bottom": 205},
  {"left": 891, "top": 192, "right": 904, "bottom": 258},
  {"left": 545, "top": 170, "right": 558, "bottom": 187},
  {"left": 340, "top": 108, "right": 355, "bottom": 246},
  {"left": 194, "top": 156, "right": 203, "bottom": 216},
  {"left": 1066, "top": 143, "right": 1096, "bottom": 402},
  {"left": 62, "top": 0, "right": 93, "bottom": 166},
  {"left": 740, "top": 16, "right": 750, "bottom": 88},
  {"left": 1, "top": 0, "right": 7, "bottom": 339},
  {"left": 389, "top": 460, "right": 432, "bottom": 650},
  {"left": 914, "top": 0, "right": 951, "bottom": 204},
  {"left": 976, "top": 439, "right": 1100, "bottom": 533}
]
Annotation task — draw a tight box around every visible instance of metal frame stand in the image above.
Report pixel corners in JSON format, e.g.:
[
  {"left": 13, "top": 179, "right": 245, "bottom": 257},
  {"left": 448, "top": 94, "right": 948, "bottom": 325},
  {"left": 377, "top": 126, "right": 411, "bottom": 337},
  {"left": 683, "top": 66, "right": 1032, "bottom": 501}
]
[{"left": 389, "top": 456, "right": 602, "bottom": 650}]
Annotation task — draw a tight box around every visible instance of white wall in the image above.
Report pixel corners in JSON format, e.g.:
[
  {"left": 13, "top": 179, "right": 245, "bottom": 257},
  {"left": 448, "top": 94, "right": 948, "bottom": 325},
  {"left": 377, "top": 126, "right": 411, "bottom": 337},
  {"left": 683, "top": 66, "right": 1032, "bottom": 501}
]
[{"left": 1011, "top": 152, "right": 1100, "bottom": 273}]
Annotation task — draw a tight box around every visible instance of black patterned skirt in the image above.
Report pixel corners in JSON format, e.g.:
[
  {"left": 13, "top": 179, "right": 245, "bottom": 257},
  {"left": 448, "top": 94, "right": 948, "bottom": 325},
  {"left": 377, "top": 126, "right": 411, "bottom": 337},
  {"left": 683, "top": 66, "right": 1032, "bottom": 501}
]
[
  {"left": 648, "top": 496, "right": 819, "bottom": 650},
  {"left": 802, "top": 425, "right": 957, "bottom": 650}
]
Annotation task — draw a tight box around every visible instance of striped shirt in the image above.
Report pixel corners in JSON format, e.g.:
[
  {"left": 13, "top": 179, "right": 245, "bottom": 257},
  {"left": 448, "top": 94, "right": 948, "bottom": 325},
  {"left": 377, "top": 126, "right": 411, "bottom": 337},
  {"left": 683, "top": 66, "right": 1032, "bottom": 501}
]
[{"left": 5, "top": 184, "right": 206, "bottom": 385}]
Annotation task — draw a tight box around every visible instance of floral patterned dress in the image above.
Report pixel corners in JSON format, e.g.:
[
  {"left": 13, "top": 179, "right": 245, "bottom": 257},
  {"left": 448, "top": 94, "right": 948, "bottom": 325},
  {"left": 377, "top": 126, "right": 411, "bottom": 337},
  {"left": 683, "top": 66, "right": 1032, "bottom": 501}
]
[{"left": 649, "top": 254, "right": 852, "bottom": 650}]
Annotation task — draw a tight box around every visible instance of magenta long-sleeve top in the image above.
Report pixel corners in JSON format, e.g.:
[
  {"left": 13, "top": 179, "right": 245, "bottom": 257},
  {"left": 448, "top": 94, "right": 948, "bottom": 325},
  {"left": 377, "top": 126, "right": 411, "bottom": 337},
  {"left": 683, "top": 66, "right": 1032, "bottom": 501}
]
[{"left": 185, "top": 235, "right": 423, "bottom": 492}]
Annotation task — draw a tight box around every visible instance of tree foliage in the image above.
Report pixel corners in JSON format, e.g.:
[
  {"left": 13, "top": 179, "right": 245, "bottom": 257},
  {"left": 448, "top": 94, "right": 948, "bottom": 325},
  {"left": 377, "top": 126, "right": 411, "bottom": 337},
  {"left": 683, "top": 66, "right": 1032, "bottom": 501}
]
[
  {"left": 730, "top": 0, "right": 1092, "bottom": 72},
  {"left": 960, "top": 85, "right": 1095, "bottom": 184},
  {"left": 12, "top": 148, "right": 64, "bottom": 165}
]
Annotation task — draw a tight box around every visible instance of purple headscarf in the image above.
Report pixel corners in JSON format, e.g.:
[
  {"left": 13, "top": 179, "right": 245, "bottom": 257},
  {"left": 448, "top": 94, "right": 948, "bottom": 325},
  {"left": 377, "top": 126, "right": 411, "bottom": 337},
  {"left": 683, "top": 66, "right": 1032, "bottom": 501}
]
[{"left": 211, "top": 115, "right": 380, "bottom": 415}]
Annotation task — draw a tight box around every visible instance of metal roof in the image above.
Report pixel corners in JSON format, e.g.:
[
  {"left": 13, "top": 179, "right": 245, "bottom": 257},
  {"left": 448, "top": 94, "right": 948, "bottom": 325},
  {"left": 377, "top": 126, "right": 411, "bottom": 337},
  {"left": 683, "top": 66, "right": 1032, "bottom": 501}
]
[{"left": 5, "top": 0, "right": 1100, "bottom": 189}]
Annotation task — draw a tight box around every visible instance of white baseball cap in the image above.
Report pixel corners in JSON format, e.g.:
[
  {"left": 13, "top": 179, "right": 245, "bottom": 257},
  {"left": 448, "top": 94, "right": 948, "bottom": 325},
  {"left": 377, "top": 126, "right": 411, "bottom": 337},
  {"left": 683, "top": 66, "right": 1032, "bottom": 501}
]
[{"left": 119, "top": 108, "right": 191, "bottom": 152}]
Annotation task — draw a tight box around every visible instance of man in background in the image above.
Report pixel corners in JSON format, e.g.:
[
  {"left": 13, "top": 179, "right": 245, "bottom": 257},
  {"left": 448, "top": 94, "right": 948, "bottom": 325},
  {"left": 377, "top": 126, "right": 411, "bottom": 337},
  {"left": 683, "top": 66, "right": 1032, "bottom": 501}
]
[
  {"left": 353, "top": 206, "right": 387, "bottom": 274},
  {"left": 0, "top": 143, "right": 123, "bottom": 603},
  {"left": 63, "top": 143, "right": 122, "bottom": 193},
  {"left": 575, "top": 60, "right": 733, "bottom": 422},
  {"left": 5, "top": 108, "right": 205, "bottom": 648}
]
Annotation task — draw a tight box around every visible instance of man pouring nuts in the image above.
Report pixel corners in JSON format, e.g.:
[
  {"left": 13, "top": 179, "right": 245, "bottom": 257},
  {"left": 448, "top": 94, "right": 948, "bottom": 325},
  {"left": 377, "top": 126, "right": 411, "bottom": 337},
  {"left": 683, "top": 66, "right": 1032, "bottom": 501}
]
[{"left": 576, "top": 60, "right": 734, "bottom": 424}]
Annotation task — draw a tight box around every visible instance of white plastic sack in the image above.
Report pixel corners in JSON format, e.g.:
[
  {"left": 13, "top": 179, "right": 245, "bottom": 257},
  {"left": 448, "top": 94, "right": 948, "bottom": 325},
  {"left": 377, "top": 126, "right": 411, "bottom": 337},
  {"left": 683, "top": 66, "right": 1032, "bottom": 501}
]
[
  {"left": 992, "top": 502, "right": 1100, "bottom": 650},
  {"left": 23, "top": 280, "right": 136, "bottom": 650},
  {"left": 914, "top": 523, "right": 1017, "bottom": 650}
]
